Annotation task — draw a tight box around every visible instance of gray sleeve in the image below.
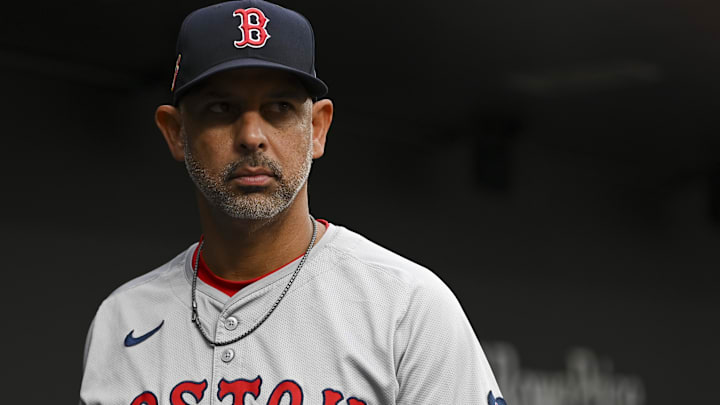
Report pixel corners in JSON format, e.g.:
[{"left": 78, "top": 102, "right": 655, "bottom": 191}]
[
  {"left": 82, "top": 317, "right": 95, "bottom": 372},
  {"left": 79, "top": 317, "right": 95, "bottom": 405},
  {"left": 393, "top": 277, "right": 503, "bottom": 404}
]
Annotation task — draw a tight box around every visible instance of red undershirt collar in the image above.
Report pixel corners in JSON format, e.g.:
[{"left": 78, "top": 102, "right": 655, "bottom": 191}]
[{"left": 192, "top": 219, "right": 329, "bottom": 297}]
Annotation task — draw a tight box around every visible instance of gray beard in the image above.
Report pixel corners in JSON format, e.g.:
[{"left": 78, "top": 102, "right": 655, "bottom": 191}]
[{"left": 184, "top": 140, "right": 313, "bottom": 220}]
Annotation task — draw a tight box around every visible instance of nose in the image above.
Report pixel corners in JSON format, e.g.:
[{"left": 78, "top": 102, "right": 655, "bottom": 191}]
[{"left": 233, "top": 111, "right": 267, "bottom": 153}]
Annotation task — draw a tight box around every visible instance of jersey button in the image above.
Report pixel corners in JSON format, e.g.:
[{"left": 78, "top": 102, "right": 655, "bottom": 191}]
[
  {"left": 225, "top": 316, "right": 239, "bottom": 331},
  {"left": 221, "top": 348, "right": 235, "bottom": 363}
]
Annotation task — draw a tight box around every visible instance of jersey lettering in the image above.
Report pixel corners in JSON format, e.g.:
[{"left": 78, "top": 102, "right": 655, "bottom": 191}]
[
  {"left": 218, "top": 376, "right": 261, "bottom": 404},
  {"left": 267, "top": 380, "right": 303, "bottom": 405},
  {"left": 131, "top": 391, "right": 158, "bottom": 405},
  {"left": 170, "top": 380, "right": 207, "bottom": 405},
  {"left": 131, "top": 375, "right": 366, "bottom": 404},
  {"left": 322, "top": 388, "right": 343, "bottom": 404},
  {"left": 232, "top": 8, "right": 271, "bottom": 48}
]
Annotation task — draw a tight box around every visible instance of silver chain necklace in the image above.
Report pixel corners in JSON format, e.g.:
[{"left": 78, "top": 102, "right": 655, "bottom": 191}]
[{"left": 191, "top": 215, "right": 318, "bottom": 347}]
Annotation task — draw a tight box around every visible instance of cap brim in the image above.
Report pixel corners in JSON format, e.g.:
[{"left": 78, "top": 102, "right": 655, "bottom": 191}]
[{"left": 172, "top": 57, "right": 328, "bottom": 104}]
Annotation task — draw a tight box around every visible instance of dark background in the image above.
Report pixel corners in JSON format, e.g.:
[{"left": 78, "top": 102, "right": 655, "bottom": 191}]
[{"left": 2, "top": 0, "right": 719, "bottom": 403}]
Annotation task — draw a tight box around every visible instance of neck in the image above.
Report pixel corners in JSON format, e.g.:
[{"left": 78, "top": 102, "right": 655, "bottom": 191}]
[{"left": 196, "top": 188, "right": 323, "bottom": 281}]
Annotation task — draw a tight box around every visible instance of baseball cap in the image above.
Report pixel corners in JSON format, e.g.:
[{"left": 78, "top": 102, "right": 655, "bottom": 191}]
[{"left": 170, "top": 0, "right": 328, "bottom": 105}]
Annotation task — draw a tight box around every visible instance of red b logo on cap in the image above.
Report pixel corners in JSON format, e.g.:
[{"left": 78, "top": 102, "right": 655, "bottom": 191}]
[{"left": 233, "top": 8, "right": 271, "bottom": 48}]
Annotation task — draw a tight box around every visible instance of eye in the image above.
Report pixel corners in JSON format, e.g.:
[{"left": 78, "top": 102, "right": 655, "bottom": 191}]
[
  {"left": 207, "top": 102, "right": 231, "bottom": 113},
  {"left": 268, "top": 101, "right": 293, "bottom": 113}
]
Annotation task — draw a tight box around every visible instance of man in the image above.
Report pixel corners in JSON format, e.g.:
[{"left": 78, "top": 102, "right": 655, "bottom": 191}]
[{"left": 80, "top": 1, "right": 506, "bottom": 404}]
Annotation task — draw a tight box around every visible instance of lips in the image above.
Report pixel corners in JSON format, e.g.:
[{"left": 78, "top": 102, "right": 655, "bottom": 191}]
[{"left": 228, "top": 167, "right": 275, "bottom": 187}]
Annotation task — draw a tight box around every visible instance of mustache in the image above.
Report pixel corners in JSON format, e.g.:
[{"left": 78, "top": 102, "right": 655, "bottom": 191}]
[{"left": 222, "top": 153, "right": 283, "bottom": 181}]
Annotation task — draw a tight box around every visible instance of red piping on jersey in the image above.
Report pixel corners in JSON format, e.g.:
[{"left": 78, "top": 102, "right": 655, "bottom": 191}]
[{"left": 192, "top": 219, "right": 329, "bottom": 296}]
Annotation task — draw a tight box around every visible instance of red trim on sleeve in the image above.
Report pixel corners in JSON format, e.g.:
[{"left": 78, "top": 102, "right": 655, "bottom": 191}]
[{"left": 191, "top": 219, "right": 329, "bottom": 296}]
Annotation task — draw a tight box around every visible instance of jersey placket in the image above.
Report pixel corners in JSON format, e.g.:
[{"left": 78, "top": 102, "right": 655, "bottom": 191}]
[
  {"left": 206, "top": 273, "right": 294, "bottom": 404},
  {"left": 211, "top": 311, "right": 248, "bottom": 404}
]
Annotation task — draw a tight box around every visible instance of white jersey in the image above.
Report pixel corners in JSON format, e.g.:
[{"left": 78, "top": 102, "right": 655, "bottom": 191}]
[{"left": 80, "top": 223, "right": 504, "bottom": 405}]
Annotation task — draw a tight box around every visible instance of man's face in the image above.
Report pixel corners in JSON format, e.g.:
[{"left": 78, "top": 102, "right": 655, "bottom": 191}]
[{"left": 178, "top": 68, "right": 315, "bottom": 220}]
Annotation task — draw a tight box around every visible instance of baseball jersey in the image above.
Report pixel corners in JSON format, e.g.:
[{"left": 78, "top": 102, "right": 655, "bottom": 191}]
[{"left": 80, "top": 222, "right": 503, "bottom": 405}]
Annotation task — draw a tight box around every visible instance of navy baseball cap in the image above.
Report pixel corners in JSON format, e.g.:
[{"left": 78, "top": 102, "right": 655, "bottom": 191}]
[{"left": 170, "top": 0, "right": 328, "bottom": 104}]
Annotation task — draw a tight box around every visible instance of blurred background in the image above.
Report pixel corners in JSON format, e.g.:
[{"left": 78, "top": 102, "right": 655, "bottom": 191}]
[{"left": 2, "top": 0, "right": 719, "bottom": 403}]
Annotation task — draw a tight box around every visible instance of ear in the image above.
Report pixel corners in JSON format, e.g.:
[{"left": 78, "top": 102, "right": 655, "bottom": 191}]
[
  {"left": 310, "top": 98, "right": 334, "bottom": 159},
  {"left": 155, "top": 104, "right": 185, "bottom": 162}
]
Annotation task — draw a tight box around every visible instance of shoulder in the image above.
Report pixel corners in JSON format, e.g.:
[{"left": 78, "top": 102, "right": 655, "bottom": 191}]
[
  {"left": 94, "top": 244, "right": 194, "bottom": 316},
  {"left": 322, "top": 224, "right": 499, "bottom": 399},
  {"left": 113, "top": 245, "right": 191, "bottom": 295},
  {"left": 320, "top": 224, "right": 457, "bottom": 304}
]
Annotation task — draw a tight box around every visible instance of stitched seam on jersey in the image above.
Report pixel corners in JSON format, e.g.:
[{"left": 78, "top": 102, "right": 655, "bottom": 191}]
[
  {"left": 269, "top": 223, "right": 345, "bottom": 294},
  {"left": 391, "top": 284, "right": 414, "bottom": 377},
  {"left": 282, "top": 243, "right": 413, "bottom": 310},
  {"left": 316, "top": 230, "right": 416, "bottom": 377},
  {"left": 107, "top": 262, "right": 174, "bottom": 298},
  {"left": 103, "top": 266, "right": 183, "bottom": 314},
  {"left": 320, "top": 244, "right": 414, "bottom": 326},
  {"left": 277, "top": 239, "right": 413, "bottom": 388},
  {"left": 324, "top": 243, "right": 415, "bottom": 285},
  {"left": 274, "top": 226, "right": 416, "bottom": 298},
  {"left": 112, "top": 244, "right": 194, "bottom": 299},
  {"left": 323, "top": 227, "right": 426, "bottom": 288},
  {"left": 258, "top": 226, "right": 414, "bottom": 294}
]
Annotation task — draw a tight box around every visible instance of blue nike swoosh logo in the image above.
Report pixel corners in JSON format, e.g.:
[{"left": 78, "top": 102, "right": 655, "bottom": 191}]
[{"left": 124, "top": 320, "right": 164, "bottom": 347}]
